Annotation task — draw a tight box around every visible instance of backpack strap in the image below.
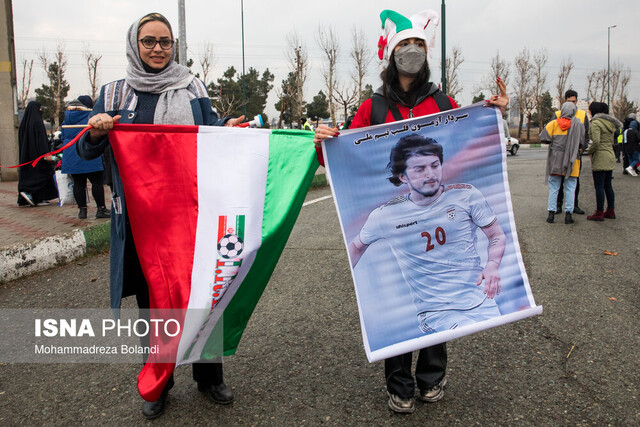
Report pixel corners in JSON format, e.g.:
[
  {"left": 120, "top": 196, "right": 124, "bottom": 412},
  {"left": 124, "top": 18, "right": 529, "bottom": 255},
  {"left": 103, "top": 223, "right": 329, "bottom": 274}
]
[
  {"left": 370, "top": 93, "right": 403, "bottom": 125},
  {"left": 432, "top": 89, "right": 453, "bottom": 112}
]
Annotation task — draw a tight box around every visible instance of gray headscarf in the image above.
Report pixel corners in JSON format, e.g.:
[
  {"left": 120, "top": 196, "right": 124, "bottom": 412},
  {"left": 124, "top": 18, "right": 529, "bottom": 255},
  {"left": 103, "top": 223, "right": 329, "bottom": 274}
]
[
  {"left": 125, "top": 16, "right": 195, "bottom": 125},
  {"left": 558, "top": 102, "right": 583, "bottom": 179}
]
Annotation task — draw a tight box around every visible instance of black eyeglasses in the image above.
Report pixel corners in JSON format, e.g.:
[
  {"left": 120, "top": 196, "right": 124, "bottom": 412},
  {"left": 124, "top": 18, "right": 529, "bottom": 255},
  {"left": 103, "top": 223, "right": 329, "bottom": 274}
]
[{"left": 138, "top": 37, "right": 174, "bottom": 50}]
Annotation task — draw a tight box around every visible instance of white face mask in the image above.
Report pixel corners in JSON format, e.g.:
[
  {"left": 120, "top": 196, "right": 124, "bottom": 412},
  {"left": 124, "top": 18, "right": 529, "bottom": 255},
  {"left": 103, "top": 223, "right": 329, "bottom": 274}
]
[{"left": 394, "top": 44, "right": 427, "bottom": 77}]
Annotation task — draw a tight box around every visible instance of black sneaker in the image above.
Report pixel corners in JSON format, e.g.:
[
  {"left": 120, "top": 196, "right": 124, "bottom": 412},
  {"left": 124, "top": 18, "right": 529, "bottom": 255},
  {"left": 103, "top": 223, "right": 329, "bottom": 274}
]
[
  {"left": 198, "top": 382, "right": 234, "bottom": 405},
  {"left": 78, "top": 207, "right": 87, "bottom": 219},
  {"left": 141, "top": 394, "right": 167, "bottom": 420},
  {"left": 96, "top": 207, "right": 111, "bottom": 218},
  {"left": 573, "top": 206, "right": 585, "bottom": 215},
  {"left": 20, "top": 192, "right": 35, "bottom": 206},
  {"left": 565, "top": 212, "right": 574, "bottom": 224},
  {"left": 546, "top": 211, "right": 555, "bottom": 223}
]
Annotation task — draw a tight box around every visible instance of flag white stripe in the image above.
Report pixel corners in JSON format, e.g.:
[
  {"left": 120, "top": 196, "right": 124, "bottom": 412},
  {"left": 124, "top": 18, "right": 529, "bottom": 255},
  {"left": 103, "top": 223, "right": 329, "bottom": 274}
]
[{"left": 177, "top": 127, "right": 270, "bottom": 364}]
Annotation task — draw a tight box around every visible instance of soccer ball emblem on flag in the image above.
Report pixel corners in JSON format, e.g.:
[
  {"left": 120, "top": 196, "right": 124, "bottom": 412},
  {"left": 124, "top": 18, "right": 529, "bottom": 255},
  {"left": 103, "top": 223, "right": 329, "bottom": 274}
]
[{"left": 217, "top": 234, "right": 244, "bottom": 259}]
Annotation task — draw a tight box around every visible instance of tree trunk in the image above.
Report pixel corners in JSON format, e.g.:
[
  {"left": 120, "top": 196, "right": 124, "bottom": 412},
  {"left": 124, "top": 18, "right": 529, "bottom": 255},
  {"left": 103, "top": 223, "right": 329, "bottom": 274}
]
[{"left": 517, "top": 113, "right": 524, "bottom": 138}]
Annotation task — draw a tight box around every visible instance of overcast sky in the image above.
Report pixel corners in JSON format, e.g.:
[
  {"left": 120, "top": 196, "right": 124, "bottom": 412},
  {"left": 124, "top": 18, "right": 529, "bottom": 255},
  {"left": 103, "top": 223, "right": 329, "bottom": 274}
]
[{"left": 12, "top": 0, "right": 640, "bottom": 120}]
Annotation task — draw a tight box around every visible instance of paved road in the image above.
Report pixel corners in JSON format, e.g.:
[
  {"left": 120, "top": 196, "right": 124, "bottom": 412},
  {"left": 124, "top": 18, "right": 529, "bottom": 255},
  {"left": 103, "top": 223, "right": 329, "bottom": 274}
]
[{"left": 0, "top": 150, "right": 638, "bottom": 425}]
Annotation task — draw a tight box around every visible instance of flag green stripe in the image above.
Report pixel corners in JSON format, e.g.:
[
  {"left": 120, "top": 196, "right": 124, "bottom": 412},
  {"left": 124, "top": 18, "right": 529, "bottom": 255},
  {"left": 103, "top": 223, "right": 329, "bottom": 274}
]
[
  {"left": 236, "top": 215, "right": 245, "bottom": 240},
  {"left": 200, "top": 130, "right": 318, "bottom": 357}
]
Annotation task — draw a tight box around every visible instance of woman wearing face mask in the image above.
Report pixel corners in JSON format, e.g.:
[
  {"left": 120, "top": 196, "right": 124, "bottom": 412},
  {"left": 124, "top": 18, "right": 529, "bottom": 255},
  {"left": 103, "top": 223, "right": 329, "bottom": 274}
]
[
  {"left": 314, "top": 9, "right": 508, "bottom": 414},
  {"left": 77, "top": 12, "right": 243, "bottom": 420}
]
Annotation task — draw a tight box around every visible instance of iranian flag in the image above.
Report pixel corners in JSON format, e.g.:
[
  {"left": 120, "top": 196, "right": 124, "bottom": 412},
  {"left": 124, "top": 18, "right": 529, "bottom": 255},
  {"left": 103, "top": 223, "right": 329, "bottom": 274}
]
[{"left": 108, "top": 124, "right": 318, "bottom": 401}]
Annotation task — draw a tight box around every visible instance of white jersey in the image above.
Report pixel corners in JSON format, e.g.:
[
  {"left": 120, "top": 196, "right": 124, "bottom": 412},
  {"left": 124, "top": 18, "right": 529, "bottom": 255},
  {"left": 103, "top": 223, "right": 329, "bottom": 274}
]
[{"left": 360, "top": 183, "right": 497, "bottom": 313}]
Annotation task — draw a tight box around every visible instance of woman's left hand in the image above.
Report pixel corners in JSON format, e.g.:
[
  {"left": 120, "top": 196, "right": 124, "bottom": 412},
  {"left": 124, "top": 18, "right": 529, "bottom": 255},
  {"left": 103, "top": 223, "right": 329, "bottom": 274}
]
[
  {"left": 486, "top": 77, "right": 509, "bottom": 114},
  {"left": 225, "top": 115, "right": 246, "bottom": 127}
]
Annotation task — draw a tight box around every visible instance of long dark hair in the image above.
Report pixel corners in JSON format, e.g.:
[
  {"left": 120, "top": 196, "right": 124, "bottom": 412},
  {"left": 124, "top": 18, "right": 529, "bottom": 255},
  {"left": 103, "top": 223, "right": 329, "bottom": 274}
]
[
  {"left": 380, "top": 53, "right": 431, "bottom": 103},
  {"left": 588, "top": 101, "right": 609, "bottom": 117}
]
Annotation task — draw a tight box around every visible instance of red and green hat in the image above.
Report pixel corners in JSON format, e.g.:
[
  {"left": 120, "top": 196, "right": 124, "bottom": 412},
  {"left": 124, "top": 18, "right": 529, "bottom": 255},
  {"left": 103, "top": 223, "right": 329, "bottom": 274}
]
[{"left": 378, "top": 9, "right": 440, "bottom": 63}]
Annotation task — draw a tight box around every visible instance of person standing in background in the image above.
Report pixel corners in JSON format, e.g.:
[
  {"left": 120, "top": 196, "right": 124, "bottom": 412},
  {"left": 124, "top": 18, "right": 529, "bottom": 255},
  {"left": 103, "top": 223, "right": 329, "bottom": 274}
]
[
  {"left": 540, "top": 102, "right": 585, "bottom": 224},
  {"left": 586, "top": 102, "right": 621, "bottom": 221},
  {"left": 61, "top": 96, "right": 110, "bottom": 219},
  {"left": 554, "top": 90, "right": 589, "bottom": 215},
  {"left": 17, "top": 101, "right": 58, "bottom": 206},
  {"left": 623, "top": 117, "right": 639, "bottom": 176}
]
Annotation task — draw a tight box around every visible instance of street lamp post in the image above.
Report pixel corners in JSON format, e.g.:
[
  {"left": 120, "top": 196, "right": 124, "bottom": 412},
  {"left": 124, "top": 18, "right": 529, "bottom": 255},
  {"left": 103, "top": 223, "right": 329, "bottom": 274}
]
[
  {"left": 607, "top": 25, "right": 616, "bottom": 107},
  {"left": 241, "top": 0, "right": 247, "bottom": 117},
  {"left": 178, "top": 0, "right": 187, "bottom": 65},
  {"left": 441, "top": 0, "right": 446, "bottom": 95}
]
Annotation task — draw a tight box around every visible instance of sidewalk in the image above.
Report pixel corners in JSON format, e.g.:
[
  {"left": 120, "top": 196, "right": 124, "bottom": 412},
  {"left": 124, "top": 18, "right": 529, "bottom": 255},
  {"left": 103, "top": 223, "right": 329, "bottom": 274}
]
[
  {"left": 0, "top": 167, "right": 328, "bottom": 284},
  {"left": 0, "top": 180, "right": 112, "bottom": 283}
]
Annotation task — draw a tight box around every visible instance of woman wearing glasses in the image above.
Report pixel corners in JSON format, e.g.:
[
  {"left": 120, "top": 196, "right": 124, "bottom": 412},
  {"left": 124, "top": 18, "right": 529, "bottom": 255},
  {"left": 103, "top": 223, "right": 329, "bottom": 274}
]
[{"left": 77, "top": 12, "right": 242, "bottom": 419}]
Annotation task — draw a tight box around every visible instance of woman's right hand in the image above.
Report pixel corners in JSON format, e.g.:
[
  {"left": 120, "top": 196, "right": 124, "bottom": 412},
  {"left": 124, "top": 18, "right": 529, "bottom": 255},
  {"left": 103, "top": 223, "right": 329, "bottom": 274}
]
[
  {"left": 88, "top": 113, "right": 121, "bottom": 139},
  {"left": 313, "top": 124, "right": 340, "bottom": 148}
]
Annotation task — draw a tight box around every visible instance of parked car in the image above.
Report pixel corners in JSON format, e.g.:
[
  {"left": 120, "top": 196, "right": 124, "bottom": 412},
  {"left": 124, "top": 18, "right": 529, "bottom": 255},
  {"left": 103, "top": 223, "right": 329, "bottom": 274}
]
[{"left": 506, "top": 136, "right": 520, "bottom": 155}]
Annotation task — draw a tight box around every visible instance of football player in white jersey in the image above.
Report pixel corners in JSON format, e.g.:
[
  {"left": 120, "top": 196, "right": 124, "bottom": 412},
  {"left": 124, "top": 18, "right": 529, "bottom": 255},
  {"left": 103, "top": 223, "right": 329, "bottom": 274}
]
[{"left": 349, "top": 134, "right": 506, "bottom": 333}]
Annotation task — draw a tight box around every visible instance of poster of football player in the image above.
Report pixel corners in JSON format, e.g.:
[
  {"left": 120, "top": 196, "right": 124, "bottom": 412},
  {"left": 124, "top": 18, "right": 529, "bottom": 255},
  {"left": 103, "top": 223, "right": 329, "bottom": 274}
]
[{"left": 322, "top": 103, "right": 542, "bottom": 362}]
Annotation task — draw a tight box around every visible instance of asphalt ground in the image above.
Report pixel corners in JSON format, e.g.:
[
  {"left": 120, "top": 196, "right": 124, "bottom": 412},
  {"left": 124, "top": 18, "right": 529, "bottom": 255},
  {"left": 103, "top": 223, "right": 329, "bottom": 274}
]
[{"left": 0, "top": 149, "right": 638, "bottom": 425}]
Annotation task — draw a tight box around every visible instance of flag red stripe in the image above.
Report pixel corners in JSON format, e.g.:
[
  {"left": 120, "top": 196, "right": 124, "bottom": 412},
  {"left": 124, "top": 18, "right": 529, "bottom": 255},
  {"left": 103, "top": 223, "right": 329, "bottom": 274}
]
[
  {"left": 108, "top": 124, "right": 199, "bottom": 401},
  {"left": 218, "top": 216, "right": 227, "bottom": 242}
]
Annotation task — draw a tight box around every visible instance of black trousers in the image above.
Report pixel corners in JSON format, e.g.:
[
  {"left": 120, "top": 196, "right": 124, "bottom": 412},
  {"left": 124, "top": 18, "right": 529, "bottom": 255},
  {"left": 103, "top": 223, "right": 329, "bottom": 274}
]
[
  {"left": 592, "top": 170, "right": 614, "bottom": 211},
  {"left": 72, "top": 171, "right": 106, "bottom": 207},
  {"left": 385, "top": 343, "right": 447, "bottom": 398},
  {"left": 131, "top": 226, "right": 224, "bottom": 393}
]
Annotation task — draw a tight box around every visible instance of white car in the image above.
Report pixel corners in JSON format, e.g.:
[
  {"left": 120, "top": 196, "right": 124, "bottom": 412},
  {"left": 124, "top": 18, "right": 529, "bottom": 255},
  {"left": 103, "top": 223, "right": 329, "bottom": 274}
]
[{"left": 506, "top": 137, "right": 520, "bottom": 155}]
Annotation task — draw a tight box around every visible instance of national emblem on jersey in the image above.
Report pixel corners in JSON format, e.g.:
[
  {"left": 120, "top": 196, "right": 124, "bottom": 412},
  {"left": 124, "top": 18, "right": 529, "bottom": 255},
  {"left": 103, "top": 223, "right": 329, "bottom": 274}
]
[{"left": 447, "top": 208, "right": 456, "bottom": 221}]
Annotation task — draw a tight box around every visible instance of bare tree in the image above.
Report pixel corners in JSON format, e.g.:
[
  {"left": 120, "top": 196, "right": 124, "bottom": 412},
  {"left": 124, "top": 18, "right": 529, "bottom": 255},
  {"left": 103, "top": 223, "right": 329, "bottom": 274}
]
[
  {"left": 39, "top": 45, "right": 69, "bottom": 131},
  {"left": 609, "top": 65, "right": 621, "bottom": 105},
  {"left": 316, "top": 25, "right": 339, "bottom": 126},
  {"left": 444, "top": 46, "right": 464, "bottom": 100},
  {"left": 332, "top": 83, "right": 358, "bottom": 125},
  {"left": 83, "top": 47, "right": 102, "bottom": 101},
  {"left": 285, "top": 31, "right": 308, "bottom": 123},
  {"left": 513, "top": 48, "right": 533, "bottom": 138},
  {"left": 586, "top": 67, "right": 625, "bottom": 105},
  {"left": 609, "top": 62, "right": 633, "bottom": 120},
  {"left": 19, "top": 58, "right": 33, "bottom": 109},
  {"left": 598, "top": 69, "right": 608, "bottom": 102},
  {"left": 608, "top": 62, "right": 631, "bottom": 107},
  {"left": 212, "top": 92, "right": 244, "bottom": 119},
  {"left": 523, "top": 94, "right": 537, "bottom": 142},
  {"left": 586, "top": 69, "right": 607, "bottom": 102},
  {"left": 555, "top": 57, "right": 573, "bottom": 107},
  {"left": 532, "top": 49, "right": 548, "bottom": 130},
  {"left": 199, "top": 42, "right": 216, "bottom": 87},
  {"left": 586, "top": 72, "right": 596, "bottom": 103},
  {"left": 350, "top": 26, "right": 372, "bottom": 106},
  {"left": 481, "top": 51, "right": 510, "bottom": 94}
]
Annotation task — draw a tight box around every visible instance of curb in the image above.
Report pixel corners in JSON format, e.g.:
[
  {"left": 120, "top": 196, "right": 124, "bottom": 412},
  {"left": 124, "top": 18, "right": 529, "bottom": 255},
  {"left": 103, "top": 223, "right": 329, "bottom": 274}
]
[
  {"left": 0, "top": 170, "right": 330, "bottom": 285},
  {"left": 0, "top": 222, "right": 111, "bottom": 284}
]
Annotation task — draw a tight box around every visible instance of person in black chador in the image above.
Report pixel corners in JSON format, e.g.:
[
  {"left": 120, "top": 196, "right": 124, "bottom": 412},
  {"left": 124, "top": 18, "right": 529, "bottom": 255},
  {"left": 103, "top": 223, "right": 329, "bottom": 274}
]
[{"left": 17, "top": 101, "right": 58, "bottom": 206}]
